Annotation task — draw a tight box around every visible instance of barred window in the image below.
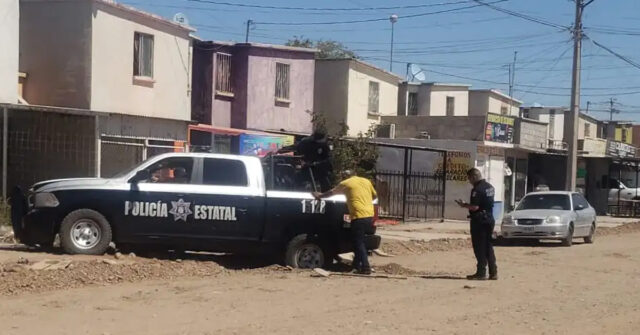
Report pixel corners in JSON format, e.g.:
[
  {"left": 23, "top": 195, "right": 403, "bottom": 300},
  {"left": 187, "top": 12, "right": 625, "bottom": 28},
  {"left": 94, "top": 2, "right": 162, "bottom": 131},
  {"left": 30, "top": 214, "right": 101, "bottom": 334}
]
[
  {"left": 215, "top": 53, "right": 233, "bottom": 94},
  {"left": 133, "top": 32, "right": 154, "bottom": 77},
  {"left": 408, "top": 92, "right": 418, "bottom": 115},
  {"left": 275, "top": 63, "right": 290, "bottom": 100},
  {"left": 368, "top": 81, "right": 379, "bottom": 114}
]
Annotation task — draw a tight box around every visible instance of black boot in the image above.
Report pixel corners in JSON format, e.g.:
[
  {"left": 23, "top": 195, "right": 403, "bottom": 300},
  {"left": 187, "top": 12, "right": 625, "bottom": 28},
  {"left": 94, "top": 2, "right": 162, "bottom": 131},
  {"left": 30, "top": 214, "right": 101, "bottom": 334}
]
[
  {"left": 489, "top": 266, "right": 498, "bottom": 280},
  {"left": 466, "top": 266, "right": 487, "bottom": 280}
]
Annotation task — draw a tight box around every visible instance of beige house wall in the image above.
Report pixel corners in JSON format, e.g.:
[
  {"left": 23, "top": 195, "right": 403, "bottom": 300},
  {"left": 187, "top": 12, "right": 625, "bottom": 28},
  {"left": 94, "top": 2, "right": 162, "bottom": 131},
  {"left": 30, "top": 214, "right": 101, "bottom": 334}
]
[{"left": 0, "top": 0, "right": 19, "bottom": 103}]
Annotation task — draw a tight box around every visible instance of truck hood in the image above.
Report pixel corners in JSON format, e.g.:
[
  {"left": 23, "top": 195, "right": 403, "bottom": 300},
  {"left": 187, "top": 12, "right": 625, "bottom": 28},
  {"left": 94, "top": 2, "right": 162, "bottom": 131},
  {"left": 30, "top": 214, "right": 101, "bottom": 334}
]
[{"left": 32, "top": 178, "right": 118, "bottom": 193}]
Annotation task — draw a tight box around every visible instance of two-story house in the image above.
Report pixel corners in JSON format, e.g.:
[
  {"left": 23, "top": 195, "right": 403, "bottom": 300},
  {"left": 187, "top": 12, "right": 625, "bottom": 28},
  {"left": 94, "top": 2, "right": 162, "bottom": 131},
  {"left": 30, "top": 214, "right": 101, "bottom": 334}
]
[
  {"left": 20, "top": 0, "right": 193, "bottom": 123},
  {"left": 191, "top": 40, "right": 316, "bottom": 134},
  {"left": 314, "top": 58, "right": 401, "bottom": 137},
  {"left": 0, "top": 0, "right": 19, "bottom": 103}
]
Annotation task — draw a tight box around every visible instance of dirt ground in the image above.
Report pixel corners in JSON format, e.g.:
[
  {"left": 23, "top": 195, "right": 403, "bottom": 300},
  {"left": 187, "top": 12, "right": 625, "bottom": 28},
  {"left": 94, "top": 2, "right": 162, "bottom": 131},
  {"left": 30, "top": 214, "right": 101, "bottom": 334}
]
[{"left": 1, "top": 224, "right": 639, "bottom": 335}]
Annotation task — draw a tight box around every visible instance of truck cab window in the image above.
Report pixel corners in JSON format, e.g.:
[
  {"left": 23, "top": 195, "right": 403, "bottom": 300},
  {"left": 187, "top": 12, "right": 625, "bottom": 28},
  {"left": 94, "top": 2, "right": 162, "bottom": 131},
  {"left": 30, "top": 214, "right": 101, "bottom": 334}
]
[
  {"left": 145, "top": 157, "right": 194, "bottom": 184},
  {"left": 203, "top": 158, "right": 248, "bottom": 186}
]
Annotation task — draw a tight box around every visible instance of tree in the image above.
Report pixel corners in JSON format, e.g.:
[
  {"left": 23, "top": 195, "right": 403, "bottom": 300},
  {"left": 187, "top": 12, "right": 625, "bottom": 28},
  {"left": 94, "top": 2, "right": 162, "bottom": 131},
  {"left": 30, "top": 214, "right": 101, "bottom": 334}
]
[
  {"left": 311, "top": 111, "right": 378, "bottom": 183},
  {"left": 286, "top": 36, "right": 358, "bottom": 59}
]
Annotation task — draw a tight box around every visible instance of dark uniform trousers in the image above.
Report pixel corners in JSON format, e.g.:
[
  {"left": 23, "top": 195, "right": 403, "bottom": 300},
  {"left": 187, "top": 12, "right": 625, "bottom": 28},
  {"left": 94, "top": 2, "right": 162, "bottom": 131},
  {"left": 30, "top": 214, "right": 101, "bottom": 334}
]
[{"left": 470, "top": 220, "right": 497, "bottom": 275}]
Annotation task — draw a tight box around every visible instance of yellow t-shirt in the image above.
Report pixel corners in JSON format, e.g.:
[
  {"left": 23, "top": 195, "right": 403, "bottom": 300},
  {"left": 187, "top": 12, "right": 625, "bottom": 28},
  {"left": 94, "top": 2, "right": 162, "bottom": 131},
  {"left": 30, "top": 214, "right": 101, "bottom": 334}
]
[{"left": 339, "top": 176, "right": 377, "bottom": 219}]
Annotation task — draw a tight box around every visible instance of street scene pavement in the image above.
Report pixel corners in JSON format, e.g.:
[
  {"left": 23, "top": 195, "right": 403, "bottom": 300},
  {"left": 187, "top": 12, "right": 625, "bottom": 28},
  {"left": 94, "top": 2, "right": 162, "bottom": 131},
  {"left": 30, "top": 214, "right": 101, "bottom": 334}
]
[{"left": 1, "top": 221, "right": 639, "bottom": 335}]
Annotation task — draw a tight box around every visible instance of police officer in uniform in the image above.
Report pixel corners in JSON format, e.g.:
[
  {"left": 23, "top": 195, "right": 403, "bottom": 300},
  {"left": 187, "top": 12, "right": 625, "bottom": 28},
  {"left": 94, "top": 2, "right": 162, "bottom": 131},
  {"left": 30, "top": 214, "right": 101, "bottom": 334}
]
[
  {"left": 455, "top": 168, "right": 498, "bottom": 280},
  {"left": 280, "top": 130, "right": 333, "bottom": 192}
]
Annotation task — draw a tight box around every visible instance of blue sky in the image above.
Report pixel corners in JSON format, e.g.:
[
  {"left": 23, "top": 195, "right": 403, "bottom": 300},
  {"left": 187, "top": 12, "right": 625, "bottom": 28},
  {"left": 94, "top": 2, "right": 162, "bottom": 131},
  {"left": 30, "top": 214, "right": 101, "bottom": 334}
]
[{"left": 123, "top": 0, "right": 640, "bottom": 121}]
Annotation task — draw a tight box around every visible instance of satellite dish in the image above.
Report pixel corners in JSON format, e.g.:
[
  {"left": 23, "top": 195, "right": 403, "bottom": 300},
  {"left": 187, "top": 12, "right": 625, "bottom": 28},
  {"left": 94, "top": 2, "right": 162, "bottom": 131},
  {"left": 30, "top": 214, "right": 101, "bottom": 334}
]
[
  {"left": 409, "top": 63, "right": 426, "bottom": 82},
  {"left": 173, "top": 13, "right": 189, "bottom": 26}
]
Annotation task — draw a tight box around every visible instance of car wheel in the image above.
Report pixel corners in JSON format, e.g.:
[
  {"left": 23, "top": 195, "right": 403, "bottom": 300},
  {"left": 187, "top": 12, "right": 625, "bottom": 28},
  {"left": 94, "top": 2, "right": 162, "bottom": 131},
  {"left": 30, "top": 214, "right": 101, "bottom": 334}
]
[
  {"left": 584, "top": 223, "right": 596, "bottom": 244},
  {"left": 59, "top": 209, "right": 112, "bottom": 255},
  {"left": 285, "top": 234, "right": 326, "bottom": 269},
  {"left": 561, "top": 223, "right": 574, "bottom": 247}
]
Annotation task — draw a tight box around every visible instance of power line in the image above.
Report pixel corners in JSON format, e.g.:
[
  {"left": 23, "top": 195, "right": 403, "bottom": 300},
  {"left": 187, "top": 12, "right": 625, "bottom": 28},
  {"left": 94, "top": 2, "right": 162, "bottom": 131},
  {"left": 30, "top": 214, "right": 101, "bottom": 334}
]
[
  {"left": 187, "top": 0, "right": 479, "bottom": 12},
  {"left": 588, "top": 37, "right": 640, "bottom": 70},
  {"left": 472, "top": 0, "right": 569, "bottom": 30},
  {"left": 252, "top": 0, "right": 507, "bottom": 25}
]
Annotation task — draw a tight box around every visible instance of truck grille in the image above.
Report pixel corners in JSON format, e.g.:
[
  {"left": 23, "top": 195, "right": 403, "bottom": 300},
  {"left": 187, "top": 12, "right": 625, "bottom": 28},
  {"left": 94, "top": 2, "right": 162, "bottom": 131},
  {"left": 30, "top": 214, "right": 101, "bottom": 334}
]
[{"left": 517, "top": 219, "right": 543, "bottom": 225}]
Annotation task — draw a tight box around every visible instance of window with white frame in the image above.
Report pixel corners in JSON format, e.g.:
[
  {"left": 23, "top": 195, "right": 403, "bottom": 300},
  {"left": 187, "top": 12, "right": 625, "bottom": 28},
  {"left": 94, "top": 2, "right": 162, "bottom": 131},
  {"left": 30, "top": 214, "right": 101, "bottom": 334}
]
[
  {"left": 215, "top": 53, "right": 233, "bottom": 94},
  {"left": 133, "top": 32, "right": 154, "bottom": 78},
  {"left": 501, "top": 106, "right": 508, "bottom": 115},
  {"left": 368, "top": 81, "right": 379, "bottom": 114},
  {"left": 275, "top": 63, "right": 290, "bottom": 100}
]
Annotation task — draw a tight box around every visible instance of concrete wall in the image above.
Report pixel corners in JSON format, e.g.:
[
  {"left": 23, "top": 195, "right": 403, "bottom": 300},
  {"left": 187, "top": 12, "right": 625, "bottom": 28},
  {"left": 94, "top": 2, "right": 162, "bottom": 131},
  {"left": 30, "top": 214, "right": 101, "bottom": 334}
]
[
  {"left": 245, "top": 47, "right": 315, "bottom": 134},
  {"left": 99, "top": 114, "right": 188, "bottom": 140},
  {"left": 313, "top": 60, "right": 350, "bottom": 134},
  {"left": 0, "top": 0, "right": 19, "bottom": 103},
  {"left": 345, "top": 61, "right": 399, "bottom": 136},
  {"left": 517, "top": 118, "right": 548, "bottom": 150},
  {"left": 428, "top": 86, "right": 468, "bottom": 116},
  {"left": 468, "top": 91, "right": 489, "bottom": 116},
  {"left": 381, "top": 115, "right": 486, "bottom": 140},
  {"left": 19, "top": 0, "right": 93, "bottom": 108},
  {"left": 578, "top": 116, "right": 598, "bottom": 139},
  {"left": 90, "top": 1, "right": 192, "bottom": 120}
]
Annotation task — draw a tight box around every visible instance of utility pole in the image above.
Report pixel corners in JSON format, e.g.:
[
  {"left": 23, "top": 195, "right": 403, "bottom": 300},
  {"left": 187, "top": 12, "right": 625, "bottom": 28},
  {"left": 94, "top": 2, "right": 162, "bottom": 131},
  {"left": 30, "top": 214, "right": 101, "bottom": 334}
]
[
  {"left": 512, "top": 51, "right": 518, "bottom": 116},
  {"left": 609, "top": 97, "right": 616, "bottom": 121},
  {"left": 245, "top": 19, "right": 253, "bottom": 43},
  {"left": 389, "top": 14, "right": 398, "bottom": 72},
  {"left": 565, "top": 0, "right": 588, "bottom": 192}
]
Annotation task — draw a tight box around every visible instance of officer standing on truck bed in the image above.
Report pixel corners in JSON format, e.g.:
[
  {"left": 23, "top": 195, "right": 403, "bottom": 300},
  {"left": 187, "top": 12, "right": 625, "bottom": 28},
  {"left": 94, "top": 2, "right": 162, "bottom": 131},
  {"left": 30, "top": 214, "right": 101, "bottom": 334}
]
[
  {"left": 313, "top": 169, "right": 377, "bottom": 275},
  {"left": 279, "top": 130, "right": 332, "bottom": 192},
  {"left": 455, "top": 168, "right": 498, "bottom": 280}
]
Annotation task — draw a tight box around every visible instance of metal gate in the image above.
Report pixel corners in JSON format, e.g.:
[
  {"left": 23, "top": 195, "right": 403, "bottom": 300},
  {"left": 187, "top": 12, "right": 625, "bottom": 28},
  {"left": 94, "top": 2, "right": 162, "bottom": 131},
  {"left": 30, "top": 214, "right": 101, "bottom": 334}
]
[
  {"left": 374, "top": 142, "right": 447, "bottom": 221},
  {"left": 99, "top": 134, "right": 186, "bottom": 177}
]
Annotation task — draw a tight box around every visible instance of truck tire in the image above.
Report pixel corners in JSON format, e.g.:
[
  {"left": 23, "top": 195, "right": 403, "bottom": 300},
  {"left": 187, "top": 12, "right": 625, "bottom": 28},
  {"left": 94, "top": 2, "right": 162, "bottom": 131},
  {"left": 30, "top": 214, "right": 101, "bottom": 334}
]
[
  {"left": 59, "top": 209, "right": 112, "bottom": 255},
  {"left": 285, "top": 234, "right": 326, "bottom": 269}
]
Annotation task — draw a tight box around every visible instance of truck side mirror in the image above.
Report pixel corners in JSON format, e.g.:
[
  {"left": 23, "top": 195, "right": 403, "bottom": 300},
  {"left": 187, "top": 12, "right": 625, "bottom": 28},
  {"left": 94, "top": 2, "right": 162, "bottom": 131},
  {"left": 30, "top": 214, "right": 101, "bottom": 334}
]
[{"left": 129, "top": 170, "right": 150, "bottom": 184}]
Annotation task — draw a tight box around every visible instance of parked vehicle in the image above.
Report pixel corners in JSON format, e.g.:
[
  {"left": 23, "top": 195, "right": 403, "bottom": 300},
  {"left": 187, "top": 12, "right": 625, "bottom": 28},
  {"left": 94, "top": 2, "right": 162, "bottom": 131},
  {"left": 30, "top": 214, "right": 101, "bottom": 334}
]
[
  {"left": 11, "top": 153, "right": 380, "bottom": 268},
  {"left": 501, "top": 191, "right": 596, "bottom": 246},
  {"left": 608, "top": 178, "right": 640, "bottom": 205}
]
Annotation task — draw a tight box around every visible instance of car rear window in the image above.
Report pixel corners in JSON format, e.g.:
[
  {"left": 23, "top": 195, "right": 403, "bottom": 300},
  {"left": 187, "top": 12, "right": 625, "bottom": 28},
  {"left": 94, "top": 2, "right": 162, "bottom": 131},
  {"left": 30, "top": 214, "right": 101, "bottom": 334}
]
[{"left": 517, "top": 194, "right": 570, "bottom": 210}]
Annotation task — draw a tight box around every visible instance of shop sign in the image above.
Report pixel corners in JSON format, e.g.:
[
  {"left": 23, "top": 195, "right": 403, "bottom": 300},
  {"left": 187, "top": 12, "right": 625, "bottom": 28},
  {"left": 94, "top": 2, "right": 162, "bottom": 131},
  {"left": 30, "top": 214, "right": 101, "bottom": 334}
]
[
  {"left": 434, "top": 151, "right": 473, "bottom": 182},
  {"left": 606, "top": 140, "right": 636, "bottom": 158},
  {"left": 485, "top": 113, "right": 515, "bottom": 144}
]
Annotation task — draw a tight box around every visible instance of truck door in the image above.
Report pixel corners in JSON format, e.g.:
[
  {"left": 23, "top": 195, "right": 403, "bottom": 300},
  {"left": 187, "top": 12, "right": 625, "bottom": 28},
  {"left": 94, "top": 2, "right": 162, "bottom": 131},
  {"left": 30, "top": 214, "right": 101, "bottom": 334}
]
[
  {"left": 119, "top": 156, "right": 197, "bottom": 242},
  {"left": 180, "top": 157, "right": 264, "bottom": 244}
]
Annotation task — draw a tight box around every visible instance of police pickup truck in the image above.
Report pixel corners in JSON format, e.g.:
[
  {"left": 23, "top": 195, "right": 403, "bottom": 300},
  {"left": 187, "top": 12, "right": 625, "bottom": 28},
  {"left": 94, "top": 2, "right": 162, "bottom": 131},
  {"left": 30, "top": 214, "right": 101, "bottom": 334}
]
[{"left": 12, "top": 153, "right": 380, "bottom": 268}]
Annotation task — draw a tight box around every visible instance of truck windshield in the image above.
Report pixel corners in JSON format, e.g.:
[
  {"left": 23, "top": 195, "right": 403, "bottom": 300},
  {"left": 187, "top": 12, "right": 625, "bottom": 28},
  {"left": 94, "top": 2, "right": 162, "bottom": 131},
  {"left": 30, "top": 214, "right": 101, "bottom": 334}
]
[{"left": 517, "top": 194, "right": 571, "bottom": 211}]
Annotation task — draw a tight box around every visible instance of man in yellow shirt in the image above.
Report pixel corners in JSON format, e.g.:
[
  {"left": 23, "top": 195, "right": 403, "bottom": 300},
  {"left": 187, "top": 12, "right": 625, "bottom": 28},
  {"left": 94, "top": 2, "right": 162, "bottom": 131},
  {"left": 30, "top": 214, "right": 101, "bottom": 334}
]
[{"left": 313, "top": 170, "right": 377, "bottom": 274}]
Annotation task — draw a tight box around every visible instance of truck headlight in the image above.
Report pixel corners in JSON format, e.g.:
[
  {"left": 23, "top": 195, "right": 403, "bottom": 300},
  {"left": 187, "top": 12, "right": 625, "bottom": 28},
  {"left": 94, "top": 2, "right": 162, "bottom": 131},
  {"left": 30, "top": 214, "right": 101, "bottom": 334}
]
[
  {"left": 33, "top": 192, "right": 59, "bottom": 208},
  {"left": 544, "top": 216, "right": 561, "bottom": 224}
]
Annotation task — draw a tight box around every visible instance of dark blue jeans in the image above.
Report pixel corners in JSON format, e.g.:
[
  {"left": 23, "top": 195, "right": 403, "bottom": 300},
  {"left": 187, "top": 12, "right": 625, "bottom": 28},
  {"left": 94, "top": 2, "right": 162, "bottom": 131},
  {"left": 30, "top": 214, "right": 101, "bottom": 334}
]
[{"left": 351, "top": 217, "right": 375, "bottom": 271}]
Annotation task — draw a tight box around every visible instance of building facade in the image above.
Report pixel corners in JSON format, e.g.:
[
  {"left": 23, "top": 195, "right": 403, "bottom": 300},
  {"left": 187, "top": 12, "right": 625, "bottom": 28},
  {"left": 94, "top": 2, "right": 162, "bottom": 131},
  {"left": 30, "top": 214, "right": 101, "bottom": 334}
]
[
  {"left": 314, "top": 59, "right": 401, "bottom": 137},
  {"left": 191, "top": 41, "right": 316, "bottom": 134},
  {"left": 469, "top": 89, "right": 522, "bottom": 117},
  {"left": 0, "top": 0, "right": 19, "bottom": 103},
  {"left": 398, "top": 82, "right": 470, "bottom": 117},
  {"left": 20, "top": 0, "right": 194, "bottom": 121}
]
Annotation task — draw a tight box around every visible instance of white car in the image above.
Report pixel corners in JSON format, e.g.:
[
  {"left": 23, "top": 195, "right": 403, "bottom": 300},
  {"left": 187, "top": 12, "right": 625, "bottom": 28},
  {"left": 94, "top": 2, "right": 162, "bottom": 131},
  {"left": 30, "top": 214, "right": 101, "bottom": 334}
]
[
  {"left": 501, "top": 191, "right": 596, "bottom": 246},
  {"left": 608, "top": 178, "right": 640, "bottom": 205}
]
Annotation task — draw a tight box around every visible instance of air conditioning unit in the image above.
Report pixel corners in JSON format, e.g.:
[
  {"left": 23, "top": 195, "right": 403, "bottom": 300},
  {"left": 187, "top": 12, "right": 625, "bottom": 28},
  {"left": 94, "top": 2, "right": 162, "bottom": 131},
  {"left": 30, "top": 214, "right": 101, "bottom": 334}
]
[
  {"left": 418, "top": 131, "right": 430, "bottom": 139},
  {"left": 376, "top": 124, "right": 396, "bottom": 139}
]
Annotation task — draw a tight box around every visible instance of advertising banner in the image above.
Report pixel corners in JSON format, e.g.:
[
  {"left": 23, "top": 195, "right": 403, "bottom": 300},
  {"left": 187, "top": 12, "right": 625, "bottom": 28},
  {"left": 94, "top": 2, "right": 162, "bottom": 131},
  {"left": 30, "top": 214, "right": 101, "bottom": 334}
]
[
  {"left": 485, "top": 113, "right": 515, "bottom": 144},
  {"left": 239, "top": 134, "right": 294, "bottom": 157}
]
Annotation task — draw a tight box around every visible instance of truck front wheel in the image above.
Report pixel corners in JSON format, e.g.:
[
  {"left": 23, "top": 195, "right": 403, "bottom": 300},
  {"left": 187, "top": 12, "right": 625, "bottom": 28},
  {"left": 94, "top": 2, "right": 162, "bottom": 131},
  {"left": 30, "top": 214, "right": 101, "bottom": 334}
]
[
  {"left": 285, "top": 234, "right": 326, "bottom": 269},
  {"left": 59, "top": 209, "right": 112, "bottom": 255}
]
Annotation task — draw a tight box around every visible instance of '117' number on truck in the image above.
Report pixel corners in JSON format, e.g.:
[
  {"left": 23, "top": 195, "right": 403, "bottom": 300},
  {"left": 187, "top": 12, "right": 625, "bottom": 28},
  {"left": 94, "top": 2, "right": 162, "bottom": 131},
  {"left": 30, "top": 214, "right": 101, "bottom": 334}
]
[{"left": 301, "top": 199, "right": 326, "bottom": 214}]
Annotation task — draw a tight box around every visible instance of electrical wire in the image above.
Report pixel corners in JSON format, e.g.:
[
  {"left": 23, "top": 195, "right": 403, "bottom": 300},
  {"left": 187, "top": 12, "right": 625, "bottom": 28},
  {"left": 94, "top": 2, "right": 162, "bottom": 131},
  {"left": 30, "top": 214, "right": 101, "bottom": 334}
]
[
  {"left": 472, "top": 0, "right": 569, "bottom": 30},
  {"left": 588, "top": 37, "right": 640, "bottom": 70},
  {"left": 187, "top": 0, "right": 479, "bottom": 12},
  {"left": 251, "top": 0, "right": 507, "bottom": 25}
]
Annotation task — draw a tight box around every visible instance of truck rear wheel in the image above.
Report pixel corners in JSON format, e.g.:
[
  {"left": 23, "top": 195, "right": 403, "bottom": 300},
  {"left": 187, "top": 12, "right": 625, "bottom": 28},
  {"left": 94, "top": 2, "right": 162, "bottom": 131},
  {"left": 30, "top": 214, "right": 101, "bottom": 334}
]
[
  {"left": 59, "top": 209, "right": 112, "bottom": 255},
  {"left": 285, "top": 234, "right": 326, "bottom": 269}
]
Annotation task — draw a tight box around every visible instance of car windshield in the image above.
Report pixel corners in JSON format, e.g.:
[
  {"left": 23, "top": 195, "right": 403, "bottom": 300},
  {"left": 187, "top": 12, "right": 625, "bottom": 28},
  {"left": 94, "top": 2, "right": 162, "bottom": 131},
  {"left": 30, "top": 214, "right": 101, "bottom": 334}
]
[{"left": 517, "top": 194, "right": 570, "bottom": 210}]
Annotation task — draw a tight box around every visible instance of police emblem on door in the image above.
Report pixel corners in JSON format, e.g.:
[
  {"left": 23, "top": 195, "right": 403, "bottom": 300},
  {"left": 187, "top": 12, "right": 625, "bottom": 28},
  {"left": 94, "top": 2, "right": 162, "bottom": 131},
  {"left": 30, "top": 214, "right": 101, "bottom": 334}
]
[{"left": 169, "top": 199, "right": 193, "bottom": 221}]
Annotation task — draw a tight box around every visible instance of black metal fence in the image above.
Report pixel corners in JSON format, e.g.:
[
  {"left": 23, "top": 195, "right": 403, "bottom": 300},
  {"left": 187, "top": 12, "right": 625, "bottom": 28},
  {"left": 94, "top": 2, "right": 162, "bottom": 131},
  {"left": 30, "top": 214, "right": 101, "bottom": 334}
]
[{"left": 373, "top": 141, "right": 447, "bottom": 221}]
